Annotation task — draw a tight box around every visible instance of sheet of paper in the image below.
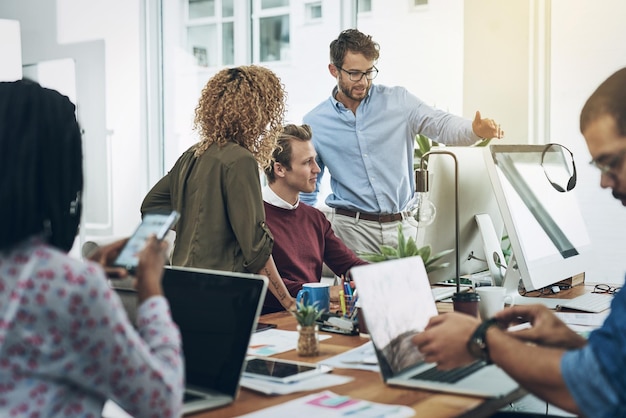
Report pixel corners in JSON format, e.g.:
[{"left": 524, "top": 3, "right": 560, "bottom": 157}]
[
  {"left": 555, "top": 311, "right": 608, "bottom": 328},
  {"left": 240, "top": 374, "right": 354, "bottom": 395},
  {"left": 319, "top": 340, "right": 380, "bottom": 372},
  {"left": 236, "top": 390, "right": 415, "bottom": 418},
  {"left": 102, "top": 401, "right": 133, "bottom": 418},
  {"left": 248, "top": 329, "right": 331, "bottom": 356}
]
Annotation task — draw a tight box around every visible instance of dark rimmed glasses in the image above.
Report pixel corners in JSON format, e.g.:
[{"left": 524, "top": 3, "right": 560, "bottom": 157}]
[
  {"left": 589, "top": 148, "right": 626, "bottom": 177},
  {"left": 592, "top": 284, "right": 621, "bottom": 294},
  {"left": 335, "top": 65, "right": 378, "bottom": 82},
  {"left": 541, "top": 143, "right": 577, "bottom": 192}
]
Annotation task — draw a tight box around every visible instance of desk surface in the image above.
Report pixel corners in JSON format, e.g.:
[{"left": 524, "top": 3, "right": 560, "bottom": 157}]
[{"left": 188, "top": 284, "right": 592, "bottom": 418}]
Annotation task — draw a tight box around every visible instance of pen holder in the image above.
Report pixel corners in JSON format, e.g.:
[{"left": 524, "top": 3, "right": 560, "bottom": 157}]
[
  {"left": 344, "top": 294, "right": 356, "bottom": 318},
  {"left": 354, "top": 301, "right": 368, "bottom": 335}
]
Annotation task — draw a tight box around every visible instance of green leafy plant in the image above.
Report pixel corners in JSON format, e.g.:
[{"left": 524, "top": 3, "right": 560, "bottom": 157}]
[
  {"left": 292, "top": 301, "right": 323, "bottom": 326},
  {"left": 358, "top": 224, "right": 453, "bottom": 274}
]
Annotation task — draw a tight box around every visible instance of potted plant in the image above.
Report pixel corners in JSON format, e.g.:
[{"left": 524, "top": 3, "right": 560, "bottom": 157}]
[
  {"left": 292, "top": 301, "right": 323, "bottom": 357},
  {"left": 358, "top": 224, "right": 453, "bottom": 275}
]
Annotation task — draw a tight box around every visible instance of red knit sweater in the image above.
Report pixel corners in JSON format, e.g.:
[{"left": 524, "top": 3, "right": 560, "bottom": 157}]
[{"left": 262, "top": 202, "right": 367, "bottom": 313}]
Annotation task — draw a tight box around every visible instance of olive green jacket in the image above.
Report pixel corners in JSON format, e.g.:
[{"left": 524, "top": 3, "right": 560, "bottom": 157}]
[{"left": 141, "top": 142, "right": 273, "bottom": 273}]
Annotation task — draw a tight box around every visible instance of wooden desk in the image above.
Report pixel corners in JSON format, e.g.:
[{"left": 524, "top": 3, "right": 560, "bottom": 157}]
[{"left": 189, "top": 308, "right": 525, "bottom": 418}]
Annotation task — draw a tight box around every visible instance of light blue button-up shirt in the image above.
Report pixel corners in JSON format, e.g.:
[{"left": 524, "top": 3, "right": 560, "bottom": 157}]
[{"left": 301, "top": 84, "right": 480, "bottom": 213}]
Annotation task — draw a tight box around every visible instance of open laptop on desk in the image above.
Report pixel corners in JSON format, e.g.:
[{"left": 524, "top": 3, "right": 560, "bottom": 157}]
[
  {"left": 163, "top": 266, "right": 268, "bottom": 414},
  {"left": 351, "top": 256, "right": 519, "bottom": 398}
]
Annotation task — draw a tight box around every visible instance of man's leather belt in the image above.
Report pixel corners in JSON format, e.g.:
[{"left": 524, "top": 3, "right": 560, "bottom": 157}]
[{"left": 335, "top": 208, "right": 405, "bottom": 223}]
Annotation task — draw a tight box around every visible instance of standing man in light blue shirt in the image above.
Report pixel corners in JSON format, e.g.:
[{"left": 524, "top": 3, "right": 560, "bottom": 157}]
[{"left": 302, "top": 28, "right": 503, "bottom": 254}]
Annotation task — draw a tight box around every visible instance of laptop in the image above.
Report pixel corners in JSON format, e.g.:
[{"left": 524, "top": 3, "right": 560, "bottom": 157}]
[
  {"left": 162, "top": 266, "right": 268, "bottom": 414},
  {"left": 350, "top": 256, "right": 519, "bottom": 398}
]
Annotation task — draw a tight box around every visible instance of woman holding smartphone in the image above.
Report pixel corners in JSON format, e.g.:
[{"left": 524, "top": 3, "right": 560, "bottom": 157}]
[
  {"left": 0, "top": 79, "right": 183, "bottom": 417},
  {"left": 141, "top": 66, "right": 296, "bottom": 312}
]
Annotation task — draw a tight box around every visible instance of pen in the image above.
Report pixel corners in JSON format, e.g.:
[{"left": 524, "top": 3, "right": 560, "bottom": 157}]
[
  {"left": 343, "top": 281, "right": 352, "bottom": 296},
  {"left": 339, "top": 289, "right": 347, "bottom": 316}
]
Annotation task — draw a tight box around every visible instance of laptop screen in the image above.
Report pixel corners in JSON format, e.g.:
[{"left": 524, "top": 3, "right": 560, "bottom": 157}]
[
  {"left": 351, "top": 256, "right": 438, "bottom": 376},
  {"left": 162, "top": 266, "right": 267, "bottom": 398}
]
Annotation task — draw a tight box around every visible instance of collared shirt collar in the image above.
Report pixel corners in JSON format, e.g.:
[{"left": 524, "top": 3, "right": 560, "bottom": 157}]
[{"left": 262, "top": 185, "right": 299, "bottom": 210}]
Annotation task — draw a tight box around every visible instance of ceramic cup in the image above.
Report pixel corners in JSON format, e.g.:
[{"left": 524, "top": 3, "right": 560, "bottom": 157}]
[
  {"left": 476, "top": 286, "right": 514, "bottom": 319},
  {"left": 296, "top": 282, "right": 330, "bottom": 313},
  {"left": 452, "top": 292, "right": 480, "bottom": 317}
]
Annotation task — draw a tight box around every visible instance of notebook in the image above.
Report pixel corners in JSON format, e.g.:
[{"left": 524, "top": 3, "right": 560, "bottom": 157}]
[
  {"left": 162, "top": 266, "right": 268, "bottom": 414},
  {"left": 350, "top": 256, "right": 519, "bottom": 398}
]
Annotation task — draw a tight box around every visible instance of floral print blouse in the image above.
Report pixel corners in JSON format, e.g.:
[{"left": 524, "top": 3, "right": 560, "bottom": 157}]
[{"left": 0, "top": 238, "right": 184, "bottom": 417}]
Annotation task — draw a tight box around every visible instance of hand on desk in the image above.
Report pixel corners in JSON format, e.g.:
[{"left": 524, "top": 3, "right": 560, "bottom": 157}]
[{"left": 495, "top": 304, "right": 587, "bottom": 350}]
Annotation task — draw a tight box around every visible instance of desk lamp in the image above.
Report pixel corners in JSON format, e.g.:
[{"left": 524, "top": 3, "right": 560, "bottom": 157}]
[{"left": 414, "top": 150, "right": 461, "bottom": 295}]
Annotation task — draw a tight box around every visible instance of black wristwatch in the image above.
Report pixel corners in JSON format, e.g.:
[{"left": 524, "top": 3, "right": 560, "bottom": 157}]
[{"left": 467, "top": 318, "right": 501, "bottom": 364}]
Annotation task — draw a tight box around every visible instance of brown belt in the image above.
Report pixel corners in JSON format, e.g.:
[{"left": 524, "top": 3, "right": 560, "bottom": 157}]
[{"left": 335, "top": 208, "right": 405, "bottom": 223}]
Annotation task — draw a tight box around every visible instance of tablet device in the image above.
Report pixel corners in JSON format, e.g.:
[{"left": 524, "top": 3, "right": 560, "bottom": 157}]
[
  {"left": 242, "top": 357, "right": 332, "bottom": 384},
  {"left": 113, "top": 211, "right": 179, "bottom": 272}
]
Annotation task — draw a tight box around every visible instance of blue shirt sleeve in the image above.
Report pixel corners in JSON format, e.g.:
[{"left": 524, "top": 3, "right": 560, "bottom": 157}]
[{"left": 562, "top": 340, "right": 625, "bottom": 418}]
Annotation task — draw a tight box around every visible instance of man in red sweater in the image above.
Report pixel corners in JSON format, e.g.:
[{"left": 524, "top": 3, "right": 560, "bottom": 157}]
[{"left": 262, "top": 124, "right": 368, "bottom": 313}]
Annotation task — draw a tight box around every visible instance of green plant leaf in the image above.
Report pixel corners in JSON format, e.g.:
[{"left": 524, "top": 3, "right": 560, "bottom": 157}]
[
  {"left": 380, "top": 245, "right": 399, "bottom": 257},
  {"left": 474, "top": 138, "right": 492, "bottom": 147},
  {"left": 424, "top": 248, "right": 454, "bottom": 267},
  {"left": 405, "top": 236, "right": 419, "bottom": 256},
  {"left": 417, "top": 245, "right": 432, "bottom": 262},
  {"left": 396, "top": 225, "right": 406, "bottom": 257},
  {"left": 358, "top": 253, "right": 388, "bottom": 262},
  {"left": 425, "top": 262, "right": 450, "bottom": 273},
  {"left": 292, "top": 301, "right": 323, "bottom": 326}
]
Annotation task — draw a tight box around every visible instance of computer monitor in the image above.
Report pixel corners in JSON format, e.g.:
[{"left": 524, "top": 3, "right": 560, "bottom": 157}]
[
  {"left": 484, "top": 144, "right": 592, "bottom": 306},
  {"left": 420, "top": 147, "right": 505, "bottom": 285}
]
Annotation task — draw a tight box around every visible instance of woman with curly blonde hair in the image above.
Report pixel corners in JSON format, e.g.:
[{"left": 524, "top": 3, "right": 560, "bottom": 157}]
[{"left": 142, "top": 65, "right": 296, "bottom": 311}]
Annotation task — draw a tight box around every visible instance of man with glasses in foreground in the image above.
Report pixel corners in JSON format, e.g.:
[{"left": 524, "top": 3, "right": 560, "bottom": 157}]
[
  {"left": 301, "top": 28, "right": 504, "bottom": 255},
  {"left": 413, "top": 67, "right": 626, "bottom": 417}
]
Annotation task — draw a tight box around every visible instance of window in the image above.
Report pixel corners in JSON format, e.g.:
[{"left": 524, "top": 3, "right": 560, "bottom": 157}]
[
  {"left": 358, "top": 0, "right": 372, "bottom": 13},
  {"left": 305, "top": 2, "right": 322, "bottom": 21},
  {"left": 253, "top": 0, "right": 290, "bottom": 62},
  {"left": 186, "top": 0, "right": 235, "bottom": 67}
]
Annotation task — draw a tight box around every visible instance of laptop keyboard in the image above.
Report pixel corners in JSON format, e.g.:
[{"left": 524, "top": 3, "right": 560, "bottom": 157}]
[{"left": 410, "top": 361, "right": 487, "bottom": 383}]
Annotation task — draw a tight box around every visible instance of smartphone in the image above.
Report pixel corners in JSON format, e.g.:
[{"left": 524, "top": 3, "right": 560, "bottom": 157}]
[
  {"left": 254, "top": 322, "right": 277, "bottom": 333},
  {"left": 243, "top": 357, "right": 332, "bottom": 384},
  {"left": 113, "top": 211, "right": 180, "bottom": 272}
]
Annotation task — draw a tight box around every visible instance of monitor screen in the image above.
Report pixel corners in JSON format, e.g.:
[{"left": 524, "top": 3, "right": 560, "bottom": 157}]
[
  {"left": 420, "top": 147, "right": 505, "bottom": 285},
  {"left": 484, "top": 144, "right": 592, "bottom": 300}
]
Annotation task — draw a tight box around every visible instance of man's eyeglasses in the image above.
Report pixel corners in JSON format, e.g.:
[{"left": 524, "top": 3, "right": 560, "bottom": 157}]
[
  {"left": 335, "top": 65, "right": 378, "bottom": 82},
  {"left": 589, "top": 148, "right": 626, "bottom": 176},
  {"left": 541, "top": 143, "right": 577, "bottom": 192}
]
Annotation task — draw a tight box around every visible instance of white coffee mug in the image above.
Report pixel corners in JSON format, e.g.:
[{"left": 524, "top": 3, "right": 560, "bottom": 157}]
[{"left": 476, "top": 286, "right": 514, "bottom": 319}]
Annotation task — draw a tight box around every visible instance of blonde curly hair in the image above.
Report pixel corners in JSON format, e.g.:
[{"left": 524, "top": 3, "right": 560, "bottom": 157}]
[{"left": 193, "top": 66, "right": 286, "bottom": 169}]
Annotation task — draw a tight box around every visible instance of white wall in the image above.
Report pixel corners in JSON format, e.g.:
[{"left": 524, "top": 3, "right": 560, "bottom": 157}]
[
  {"left": 549, "top": 0, "right": 626, "bottom": 283},
  {"left": 0, "top": 0, "right": 146, "bottom": 250},
  {"left": 0, "top": 19, "right": 22, "bottom": 81}
]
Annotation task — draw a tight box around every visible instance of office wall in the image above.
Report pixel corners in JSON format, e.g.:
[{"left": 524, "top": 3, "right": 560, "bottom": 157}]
[
  {"left": 0, "top": 0, "right": 145, "bottom": 248},
  {"left": 0, "top": 19, "right": 22, "bottom": 81},
  {"left": 464, "top": 0, "right": 626, "bottom": 283},
  {"left": 550, "top": 0, "right": 626, "bottom": 283}
]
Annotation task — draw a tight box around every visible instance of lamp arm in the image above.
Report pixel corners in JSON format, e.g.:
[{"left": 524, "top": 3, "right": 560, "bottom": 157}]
[{"left": 418, "top": 150, "right": 460, "bottom": 293}]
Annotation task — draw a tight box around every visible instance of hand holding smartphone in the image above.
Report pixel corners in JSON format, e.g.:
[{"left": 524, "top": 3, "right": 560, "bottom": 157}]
[{"left": 113, "top": 211, "right": 180, "bottom": 272}]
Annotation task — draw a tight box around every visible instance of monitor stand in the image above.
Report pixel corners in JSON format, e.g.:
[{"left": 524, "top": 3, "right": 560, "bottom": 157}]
[
  {"left": 501, "top": 254, "right": 569, "bottom": 309},
  {"left": 475, "top": 213, "right": 507, "bottom": 286}
]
